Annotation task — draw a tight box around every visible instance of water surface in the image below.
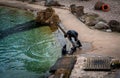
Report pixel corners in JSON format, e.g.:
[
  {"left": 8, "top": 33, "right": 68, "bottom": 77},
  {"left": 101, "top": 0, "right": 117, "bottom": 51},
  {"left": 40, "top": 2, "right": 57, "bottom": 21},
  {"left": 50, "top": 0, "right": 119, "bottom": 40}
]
[{"left": 0, "top": 6, "right": 61, "bottom": 78}]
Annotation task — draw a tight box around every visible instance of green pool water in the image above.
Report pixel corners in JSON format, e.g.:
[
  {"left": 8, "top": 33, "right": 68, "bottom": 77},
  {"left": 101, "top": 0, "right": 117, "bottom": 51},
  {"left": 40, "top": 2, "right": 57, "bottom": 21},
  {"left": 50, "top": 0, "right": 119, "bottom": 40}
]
[{"left": 0, "top": 6, "right": 62, "bottom": 78}]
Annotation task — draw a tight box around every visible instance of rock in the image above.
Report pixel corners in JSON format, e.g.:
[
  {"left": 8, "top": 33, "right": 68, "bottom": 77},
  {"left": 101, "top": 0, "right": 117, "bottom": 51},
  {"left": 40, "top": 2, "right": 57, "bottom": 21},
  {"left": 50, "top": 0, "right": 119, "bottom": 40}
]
[
  {"left": 94, "top": 21, "right": 109, "bottom": 30},
  {"left": 45, "top": 0, "right": 64, "bottom": 7},
  {"left": 106, "top": 29, "right": 112, "bottom": 32},
  {"left": 70, "top": 4, "right": 76, "bottom": 14},
  {"left": 31, "top": 0, "right": 36, "bottom": 2},
  {"left": 28, "top": 0, "right": 37, "bottom": 3},
  {"left": 82, "top": 13, "right": 99, "bottom": 26},
  {"left": 108, "top": 20, "right": 120, "bottom": 32},
  {"left": 44, "top": 7, "right": 55, "bottom": 21},
  {"left": 70, "top": 4, "right": 84, "bottom": 17},
  {"left": 96, "top": 17, "right": 107, "bottom": 23},
  {"left": 36, "top": 7, "right": 59, "bottom": 24},
  {"left": 36, "top": 10, "right": 45, "bottom": 23},
  {"left": 81, "top": 0, "right": 90, "bottom": 1},
  {"left": 80, "top": 13, "right": 107, "bottom": 27},
  {"left": 76, "top": 6, "right": 84, "bottom": 17},
  {"left": 85, "top": 16, "right": 98, "bottom": 26},
  {"left": 35, "top": 7, "right": 60, "bottom": 31},
  {"left": 85, "top": 13, "right": 99, "bottom": 17},
  {"left": 49, "top": 14, "right": 60, "bottom": 31}
]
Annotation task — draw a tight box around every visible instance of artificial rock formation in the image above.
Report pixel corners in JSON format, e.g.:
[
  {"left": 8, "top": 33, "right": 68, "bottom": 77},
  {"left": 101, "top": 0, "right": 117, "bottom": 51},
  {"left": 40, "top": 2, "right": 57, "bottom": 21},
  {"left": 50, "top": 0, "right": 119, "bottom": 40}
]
[
  {"left": 108, "top": 20, "right": 120, "bottom": 32},
  {"left": 36, "top": 7, "right": 61, "bottom": 31},
  {"left": 94, "top": 21, "right": 109, "bottom": 30},
  {"left": 70, "top": 4, "right": 84, "bottom": 17},
  {"left": 80, "top": 13, "right": 107, "bottom": 27},
  {"left": 36, "top": 7, "right": 60, "bottom": 30},
  {"left": 80, "top": 13, "right": 99, "bottom": 26},
  {"left": 81, "top": 0, "right": 90, "bottom": 1},
  {"left": 45, "top": 0, "right": 64, "bottom": 7},
  {"left": 70, "top": 4, "right": 76, "bottom": 14}
]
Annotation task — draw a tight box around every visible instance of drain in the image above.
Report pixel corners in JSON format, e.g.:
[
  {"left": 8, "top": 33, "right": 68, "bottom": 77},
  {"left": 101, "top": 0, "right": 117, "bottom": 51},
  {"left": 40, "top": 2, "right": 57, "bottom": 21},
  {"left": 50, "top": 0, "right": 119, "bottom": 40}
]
[{"left": 83, "top": 57, "right": 111, "bottom": 71}]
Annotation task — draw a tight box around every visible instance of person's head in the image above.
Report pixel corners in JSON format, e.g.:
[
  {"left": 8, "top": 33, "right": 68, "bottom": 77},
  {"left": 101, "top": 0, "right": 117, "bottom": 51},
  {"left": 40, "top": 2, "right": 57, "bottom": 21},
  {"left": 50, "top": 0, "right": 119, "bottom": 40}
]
[
  {"left": 64, "top": 34, "right": 67, "bottom": 38},
  {"left": 64, "top": 33, "right": 70, "bottom": 38}
]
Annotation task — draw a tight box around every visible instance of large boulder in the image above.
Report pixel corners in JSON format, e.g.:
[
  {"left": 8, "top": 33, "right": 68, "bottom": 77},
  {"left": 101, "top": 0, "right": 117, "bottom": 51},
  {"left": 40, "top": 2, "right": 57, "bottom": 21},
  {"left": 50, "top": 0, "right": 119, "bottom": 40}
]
[
  {"left": 36, "top": 7, "right": 60, "bottom": 24},
  {"left": 81, "top": 0, "right": 90, "bottom": 1},
  {"left": 49, "top": 14, "right": 60, "bottom": 31},
  {"left": 36, "top": 10, "right": 46, "bottom": 23},
  {"left": 76, "top": 6, "right": 84, "bottom": 17},
  {"left": 85, "top": 16, "right": 97, "bottom": 26},
  {"left": 80, "top": 13, "right": 107, "bottom": 26},
  {"left": 80, "top": 13, "right": 99, "bottom": 26},
  {"left": 70, "top": 4, "right": 84, "bottom": 17},
  {"left": 94, "top": 21, "right": 109, "bottom": 30},
  {"left": 45, "top": 0, "right": 64, "bottom": 7},
  {"left": 36, "top": 7, "right": 60, "bottom": 31},
  {"left": 108, "top": 20, "right": 120, "bottom": 32},
  {"left": 70, "top": 4, "right": 76, "bottom": 14}
]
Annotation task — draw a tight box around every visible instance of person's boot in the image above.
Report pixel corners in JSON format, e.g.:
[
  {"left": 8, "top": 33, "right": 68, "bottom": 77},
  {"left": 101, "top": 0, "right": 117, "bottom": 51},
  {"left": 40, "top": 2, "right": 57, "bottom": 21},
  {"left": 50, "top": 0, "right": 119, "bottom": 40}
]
[
  {"left": 62, "top": 44, "right": 68, "bottom": 56},
  {"left": 77, "top": 40, "right": 82, "bottom": 48},
  {"left": 70, "top": 47, "right": 76, "bottom": 54}
]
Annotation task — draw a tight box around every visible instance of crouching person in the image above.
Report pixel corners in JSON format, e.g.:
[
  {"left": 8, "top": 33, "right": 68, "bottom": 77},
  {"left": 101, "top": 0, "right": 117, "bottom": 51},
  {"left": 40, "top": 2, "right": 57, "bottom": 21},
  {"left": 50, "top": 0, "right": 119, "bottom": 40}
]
[{"left": 64, "top": 30, "right": 82, "bottom": 53}]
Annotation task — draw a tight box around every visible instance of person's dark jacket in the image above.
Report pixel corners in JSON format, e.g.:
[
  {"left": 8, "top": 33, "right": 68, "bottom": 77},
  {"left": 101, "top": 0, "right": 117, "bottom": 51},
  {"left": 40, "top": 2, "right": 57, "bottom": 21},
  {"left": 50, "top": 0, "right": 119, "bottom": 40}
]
[{"left": 65, "top": 30, "right": 78, "bottom": 42}]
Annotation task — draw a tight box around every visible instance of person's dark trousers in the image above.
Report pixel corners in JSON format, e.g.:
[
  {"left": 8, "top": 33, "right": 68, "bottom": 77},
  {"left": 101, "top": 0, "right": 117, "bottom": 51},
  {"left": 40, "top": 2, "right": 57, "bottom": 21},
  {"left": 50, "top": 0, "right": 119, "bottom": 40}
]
[{"left": 62, "top": 45, "right": 68, "bottom": 56}]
